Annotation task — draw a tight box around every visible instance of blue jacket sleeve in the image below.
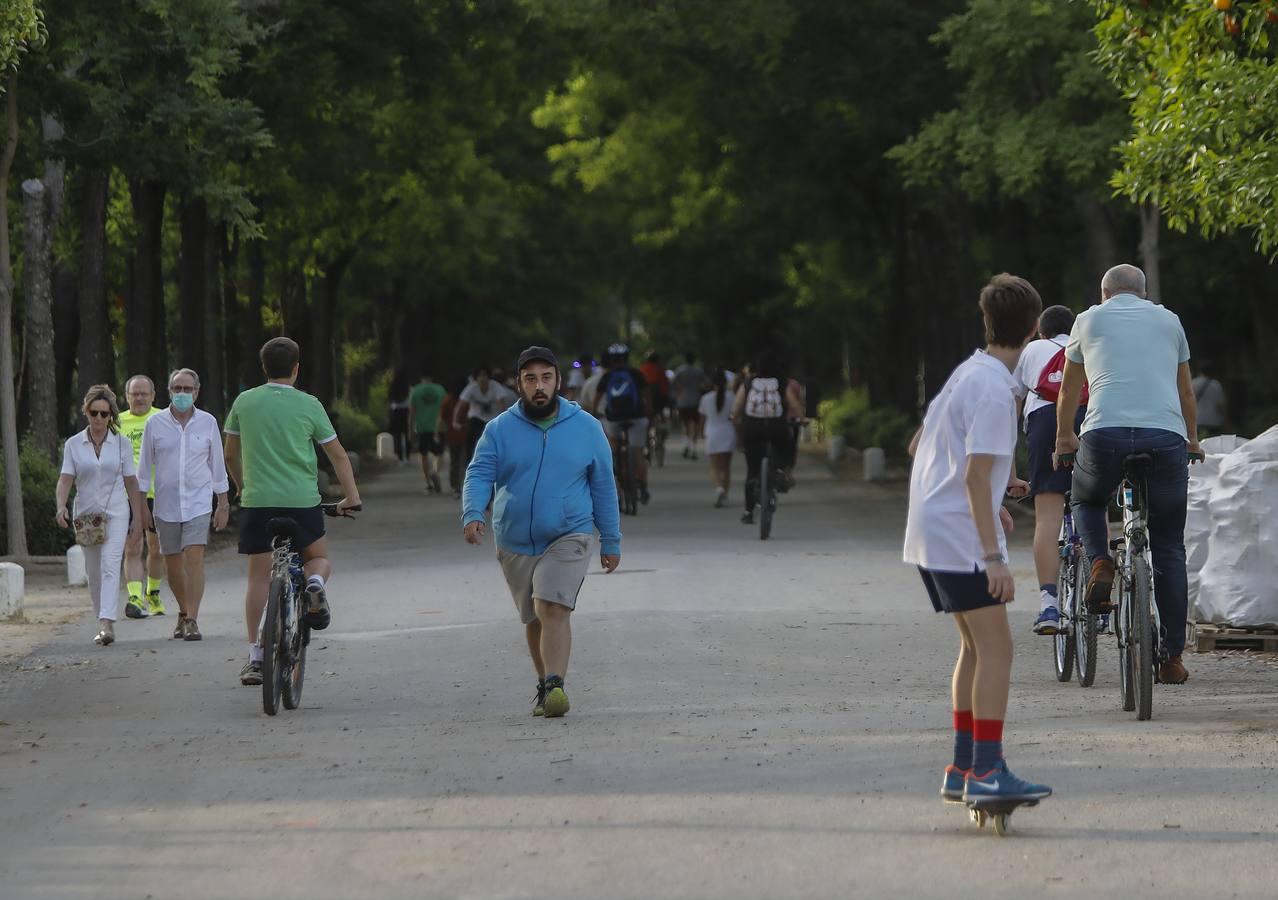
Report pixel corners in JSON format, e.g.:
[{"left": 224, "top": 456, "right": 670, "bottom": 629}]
[
  {"left": 461, "top": 421, "right": 498, "bottom": 527},
  {"left": 587, "top": 420, "right": 622, "bottom": 555}
]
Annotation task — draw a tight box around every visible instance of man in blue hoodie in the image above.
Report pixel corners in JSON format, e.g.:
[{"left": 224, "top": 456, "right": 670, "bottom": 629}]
[{"left": 462, "top": 346, "right": 622, "bottom": 718}]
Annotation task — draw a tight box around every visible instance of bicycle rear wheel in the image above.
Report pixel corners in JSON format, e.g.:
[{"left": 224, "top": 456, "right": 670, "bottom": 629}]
[
  {"left": 1117, "top": 568, "right": 1135, "bottom": 712},
  {"left": 1132, "top": 556, "right": 1155, "bottom": 721},
  {"left": 1053, "top": 551, "right": 1076, "bottom": 683},
  {"left": 759, "top": 457, "right": 773, "bottom": 540},
  {"left": 283, "top": 616, "right": 310, "bottom": 710},
  {"left": 1074, "top": 554, "right": 1099, "bottom": 688},
  {"left": 261, "top": 575, "right": 287, "bottom": 716}
]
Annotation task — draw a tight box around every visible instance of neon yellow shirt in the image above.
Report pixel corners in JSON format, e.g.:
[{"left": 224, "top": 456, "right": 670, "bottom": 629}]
[{"left": 118, "top": 406, "right": 161, "bottom": 499}]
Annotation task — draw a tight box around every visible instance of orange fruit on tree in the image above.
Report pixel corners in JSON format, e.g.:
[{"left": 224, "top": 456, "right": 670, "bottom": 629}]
[{"left": 1214, "top": 0, "right": 1232, "bottom": 11}]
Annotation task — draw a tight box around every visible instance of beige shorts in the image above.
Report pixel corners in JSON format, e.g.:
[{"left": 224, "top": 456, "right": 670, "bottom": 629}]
[{"left": 497, "top": 533, "right": 593, "bottom": 624}]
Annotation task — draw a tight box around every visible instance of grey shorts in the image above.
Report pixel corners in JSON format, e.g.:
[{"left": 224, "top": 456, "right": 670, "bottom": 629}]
[
  {"left": 603, "top": 417, "right": 649, "bottom": 446},
  {"left": 155, "top": 515, "right": 211, "bottom": 556},
  {"left": 497, "top": 533, "right": 593, "bottom": 624}
]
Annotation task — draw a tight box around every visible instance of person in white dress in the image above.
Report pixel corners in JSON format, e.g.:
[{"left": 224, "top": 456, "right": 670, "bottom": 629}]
[
  {"left": 54, "top": 385, "right": 146, "bottom": 646},
  {"left": 698, "top": 369, "right": 737, "bottom": 507}
]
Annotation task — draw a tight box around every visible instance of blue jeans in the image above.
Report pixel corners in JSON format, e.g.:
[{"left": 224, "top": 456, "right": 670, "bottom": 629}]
[{"left": 1070, "top": 428, "right": 1189, "bottom": 655}]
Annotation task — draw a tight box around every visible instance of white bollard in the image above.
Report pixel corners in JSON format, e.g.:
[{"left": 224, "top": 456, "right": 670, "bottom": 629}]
[
  {"left": 376, "top": 431, "right": 394, "bottom": 460},
  {"left": 66, "top": 545, "right": 88, "bottom": 587},
  {"left": 828, "top": 435, "right": 847, "bottom": 464},
  {"left": 0, "top": 561, "right": 23, "bottom": 618},
  {"left": 863, "top": 446, "right": 887, "bottom": 482}
]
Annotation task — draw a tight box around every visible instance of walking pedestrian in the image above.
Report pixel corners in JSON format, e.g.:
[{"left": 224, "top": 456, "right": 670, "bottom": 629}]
[
  {"left": 410, "top": 371, "right": 446, "bottom": 494},
  {"left": 904, "top": 273, "right": 1052, "bottom": 808},
  {"left": 1011, "top": 305, "right": 1089, "bottom": 635},
  {"left": 439, "top": 377, "right": 469, "bottom": 498},
  {"left": 388, "top": 370, "right": 412, "bottom": 465},
  {"left": 455, "top": 366, "right": 515, "bottom": 469},
  {"left": 1191, "top": 362, "right": 1228, "bottom": 438},
  {"left": 137, "top": 368, "right": 230, "bottom": 642},
  {"left": 672, "top": 352, "right": 707, "bottom": 458},
  {"left": 462, "top": 346, "right": 621, "bottom": 719},
  {"left": 698, "top": 369, "right": 736, "bottom": 507},
  {"left": 55, "top": 385, "right": 146, "bottom": 646},
  {"left": 118, "top": 374, "right": 166, "bottom": 619}
]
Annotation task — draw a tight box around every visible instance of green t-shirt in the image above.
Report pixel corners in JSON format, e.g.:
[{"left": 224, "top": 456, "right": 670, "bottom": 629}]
[
  {"left": 410, "top": 381, "right": 446, "bottom": 434},
  {"left": 224, "top": 383, "right": 337, "bottom": 509},
  {"left": 118, "top": 406, "right": 161, "bottom": 498}
]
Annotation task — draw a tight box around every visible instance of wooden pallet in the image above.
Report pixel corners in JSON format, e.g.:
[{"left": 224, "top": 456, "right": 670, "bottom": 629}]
[{"left": 1189, "top": 623, "right": 1278, "bottom": 653}]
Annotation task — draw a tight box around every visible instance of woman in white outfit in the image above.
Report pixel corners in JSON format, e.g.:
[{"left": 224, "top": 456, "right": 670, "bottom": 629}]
[
  {"left": 55, "top": 385, "right": 145, "bottom": 645},
  {"left": 698, "top": 369, "right": 737, "bottom": 507}
]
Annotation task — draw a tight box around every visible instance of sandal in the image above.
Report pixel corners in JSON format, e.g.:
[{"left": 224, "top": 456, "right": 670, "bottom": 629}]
[{"left": 94, "top": 629, "right": 115, "bottom": 646}]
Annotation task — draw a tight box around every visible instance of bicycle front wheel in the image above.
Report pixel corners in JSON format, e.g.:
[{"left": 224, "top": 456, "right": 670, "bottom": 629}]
[
  {"left": 284, "top": 617, "right": 310, "bottom": 710},
  {"left": 1053, "top": 551, "right": 1076, "bottom": 683},
  {"left": 1132, "top": 556, "right": 1155, "bottom": 721},
  {"left": 1117, "top": 568, "right": 1135, "bottom": 712},
  {"left": 261, "top": 575, "right": 287, "bottom": 716}
]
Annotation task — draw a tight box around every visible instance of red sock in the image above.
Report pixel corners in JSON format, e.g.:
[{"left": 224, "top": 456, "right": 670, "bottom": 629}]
[
  {"left": 953, "top": 709, "right": 973, "bottom": 733},
  {"left": 972, "top": 718, "right": 1004, "bottom": 743}
]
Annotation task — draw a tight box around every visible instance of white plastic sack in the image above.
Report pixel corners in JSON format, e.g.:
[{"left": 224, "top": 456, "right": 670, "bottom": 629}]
[
  {"left": 1196, "top": 426, "right": 1278, "bottom": 627},
  {"left": 1186, "top": 434, "right": 1249, "bottom": 616}
]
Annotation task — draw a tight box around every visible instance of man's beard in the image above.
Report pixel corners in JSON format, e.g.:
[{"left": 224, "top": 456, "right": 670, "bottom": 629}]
[{"left": 521, "top": 391, "right": 558, "bottom": 420}]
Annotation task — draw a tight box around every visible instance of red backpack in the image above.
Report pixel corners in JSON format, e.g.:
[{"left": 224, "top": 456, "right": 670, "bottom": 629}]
[{"left": 1033, "top": 342, "right": 1089, "bottom": 404}]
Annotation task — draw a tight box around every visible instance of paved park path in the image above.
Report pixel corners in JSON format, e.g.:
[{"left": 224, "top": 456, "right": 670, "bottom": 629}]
[{"left": 1, "top": 444, "right": 1275, "bottom": 899}]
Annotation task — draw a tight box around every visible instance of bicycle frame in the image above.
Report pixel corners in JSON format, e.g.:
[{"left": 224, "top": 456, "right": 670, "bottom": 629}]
[
  {"left": 1115, "top": 474, "right": 1163, "bottom": 659},
  {"left": 1056, "top": 497, "right": 1082, "bottom": 626}
]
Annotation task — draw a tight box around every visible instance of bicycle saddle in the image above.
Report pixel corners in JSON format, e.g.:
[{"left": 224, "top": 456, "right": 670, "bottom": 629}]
[
  {"left": 1122, "top": 453, "right": 1154, "bottom": 475},
  {"left": 268, "top": 517, "right": 301, "bottom": 540}
]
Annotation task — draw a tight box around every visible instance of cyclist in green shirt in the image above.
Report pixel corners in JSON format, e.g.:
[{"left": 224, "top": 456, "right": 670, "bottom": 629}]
[
  {"left": 410, "top": 373, "right": 446, "bottom": 494},
  {"left": 224, "top": 337, "right": 362, "bottom": 686},
  {"left": 117, "top": 375, "right": 166, "bottom": 619}
]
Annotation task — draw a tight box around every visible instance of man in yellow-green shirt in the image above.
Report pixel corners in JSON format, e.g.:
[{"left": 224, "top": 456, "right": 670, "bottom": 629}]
[{"left": 118, "top": 374, "right": 166, "bottom": 620}]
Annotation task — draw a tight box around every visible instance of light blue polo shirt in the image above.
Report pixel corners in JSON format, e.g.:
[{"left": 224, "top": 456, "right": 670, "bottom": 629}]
[{"left": 1065, "top": 293, "right": 1191, "bottom": 438}]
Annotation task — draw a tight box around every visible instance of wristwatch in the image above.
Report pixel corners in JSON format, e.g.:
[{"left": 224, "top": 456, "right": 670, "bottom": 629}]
[{"left": 982, "top": 552, "right": 1006, "bottom": 565}]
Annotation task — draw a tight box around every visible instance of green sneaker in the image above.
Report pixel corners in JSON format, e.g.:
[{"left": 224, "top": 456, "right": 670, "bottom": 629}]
[
  {"left": 147, "top": 591, "right": 165, "bottom": 616},
  {"left": 532, "top": 679, "right": 547, "bottom": 717},
  {"left": 542, "top": 676, "right": 569, "bottom": 718},
  {"left": 124, "top": 598, "right": 149, "bottom": 619}
]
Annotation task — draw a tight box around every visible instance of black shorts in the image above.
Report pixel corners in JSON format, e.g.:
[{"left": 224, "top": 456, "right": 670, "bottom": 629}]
[
  {"left": 238, "top": 505, "right": 325, "bottom": 555},
  {"left": 678, "top": 406, "right": 699, "bottom": 425},
  {"left": 1026, "top": 405, "right": 1085, "bottom": 498},
  {"left": 417, "top": 431, "right": 442, "bottom": 455},
  {"left": 919, "top": 567, "right": 1002, "bottom": 614},
  {"left": 130, "top": 497, "right": 157, "bottom": 534}
]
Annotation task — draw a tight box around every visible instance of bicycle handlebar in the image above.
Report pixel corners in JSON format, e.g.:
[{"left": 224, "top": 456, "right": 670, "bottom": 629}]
[
  {"left": 322, "top": 502, "right": 362, "bottom": 518},
  {"left": 1188, "top": 451, "right": 1205, "bottom": 463}
]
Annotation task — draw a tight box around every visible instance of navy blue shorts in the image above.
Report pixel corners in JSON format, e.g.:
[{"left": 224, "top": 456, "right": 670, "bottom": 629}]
[
  {"left": 238, "top": 505, "right": 325, "bottom": 555},
  {"left": 1026, "top": 405, "right": 1085, "bottom": 498},
  {"left": 918, "top": 567, "right": 1002, "bottom": 614}
]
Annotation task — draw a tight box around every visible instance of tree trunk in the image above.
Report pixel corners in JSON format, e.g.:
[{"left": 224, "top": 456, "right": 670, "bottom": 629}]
[
  {"left": 1074, "top": 194, "right": 1119, "bottom": 306},
  {"left": 0, "top": 81, "right": 28, "bottom": 555},
  {"left": 308, "top": 256, "right": 352, "bottom": 408},
  {"left": 1140, "top": 202, "right": 1162, "bottom": 303},
  {"left": 22, "top": 178, "right": 58, "bottom": 459},
  {"left": 201, "top": 217, "right": 225, "bottom": 419},
  {"left": 53, "top": 262, "right": 78, "bottom": 435},
  {"left": 127, "top": 179, "right": 165, "bottom": 394},
  {"left": 178, "top": 195, "right": 207, "bottom": 377},
  {"left": 76, "top": 167, "right": 114, "bottom": 398},
  {"left": 240, "top": 237, "right": 266, "bottom": 389}
]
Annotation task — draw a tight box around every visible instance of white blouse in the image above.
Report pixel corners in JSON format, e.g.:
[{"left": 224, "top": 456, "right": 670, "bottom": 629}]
[{"left": 61, "top": 429, "right": 136, "bottom": 518}]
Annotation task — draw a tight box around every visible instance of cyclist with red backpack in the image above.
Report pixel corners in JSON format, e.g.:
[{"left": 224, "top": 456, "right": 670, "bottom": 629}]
[
  {"left": 592, "top": 344, "right": 654, "bottom": 504},
  {"left": 1011, "top": 305, "right": 1088, "bottom": 636}
]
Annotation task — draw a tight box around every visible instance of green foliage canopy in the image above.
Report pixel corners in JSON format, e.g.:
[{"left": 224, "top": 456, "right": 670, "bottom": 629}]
[{"left": 0, "top": 1, "right": 42, "bottom": 82}]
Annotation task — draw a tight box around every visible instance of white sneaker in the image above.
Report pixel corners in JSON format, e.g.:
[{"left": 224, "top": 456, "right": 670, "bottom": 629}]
[{"left": 714, "top": 488, "right": 726, "bottom": 508}]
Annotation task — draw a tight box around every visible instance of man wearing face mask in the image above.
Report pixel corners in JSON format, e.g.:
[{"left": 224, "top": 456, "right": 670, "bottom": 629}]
[
  {"left": 462, "top": 346, "right": 622, "bottom": 719},
  {"left": 138, "top": 368, "right": 231, "bottom": 642}
]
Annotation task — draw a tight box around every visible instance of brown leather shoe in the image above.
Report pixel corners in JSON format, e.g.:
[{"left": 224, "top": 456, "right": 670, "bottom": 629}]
[
  {"left": 1159, "top": 655, "right": 1189, "bottom": 684},
  {"left": 182, "top": 618, "right": 202, "bottom": 642},
  {"left": 172, "top": 615, "right": 186, "bottom": 640},
  {"left": 1085, "top": 557, "right": 1116, "bottom": 613}
]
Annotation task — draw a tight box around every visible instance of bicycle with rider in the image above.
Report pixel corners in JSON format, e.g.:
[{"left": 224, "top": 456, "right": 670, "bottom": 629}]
[
  {"left": 592, "top": 343, "right": 654, "bottom": 504},
  {"left": 1053, "top": 264, "right": 1202, "bottom": 685}
]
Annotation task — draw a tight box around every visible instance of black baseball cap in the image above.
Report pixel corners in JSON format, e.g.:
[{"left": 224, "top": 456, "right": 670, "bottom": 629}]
[{"left": 517, "top": 346, "right": 559, "bottom": 371}]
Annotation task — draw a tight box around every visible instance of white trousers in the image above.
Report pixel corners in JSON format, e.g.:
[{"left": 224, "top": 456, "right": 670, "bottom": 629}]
[{"left": 83, "top": 513, "right": 129, "bottom": 621}]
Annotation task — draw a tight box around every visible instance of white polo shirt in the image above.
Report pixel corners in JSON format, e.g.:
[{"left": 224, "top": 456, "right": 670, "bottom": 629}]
[
  {"left": 137, "top": 407, "right": 230, "bottom": 523},
  {"left": 1011, "top": 333, "right": 1070, "bottom": 431},
  {"left": 61, "top": 429, "right": 136, "bottom": 518},
  {"left": 904, "top": 351, "right": 1017, "bottom": 573}
]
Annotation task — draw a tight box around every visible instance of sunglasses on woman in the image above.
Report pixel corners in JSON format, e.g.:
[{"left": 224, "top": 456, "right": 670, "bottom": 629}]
[{"left": 87, "top": 410, "right": 112, "bottom": 419}]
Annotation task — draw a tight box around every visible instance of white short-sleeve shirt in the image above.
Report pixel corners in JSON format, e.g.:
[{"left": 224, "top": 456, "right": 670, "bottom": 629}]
[
  {"left": 61, "top": 429, "right": 136, "bottom": 518},
  {"left": 138, "top": 408, "right": 230, "bottom": 523},
  {"left": 1011, "top": 334, "right": 1070, "bottom": 431},
  {"left": 904, "top": 351, "right": 1017, "bottom": 573}
]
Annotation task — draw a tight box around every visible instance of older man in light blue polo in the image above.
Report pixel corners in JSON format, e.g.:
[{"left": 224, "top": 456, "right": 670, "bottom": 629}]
[{"left": 1054, "top": 264, "right": 1202, "bottom": 685}]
